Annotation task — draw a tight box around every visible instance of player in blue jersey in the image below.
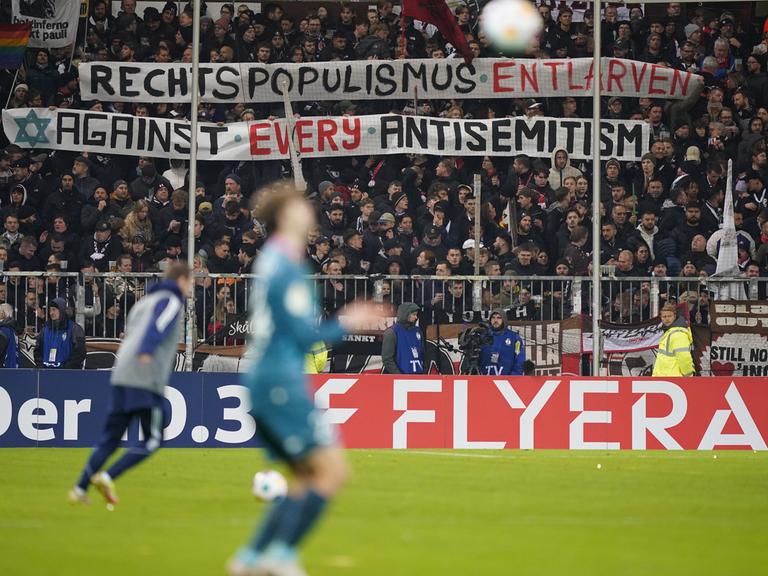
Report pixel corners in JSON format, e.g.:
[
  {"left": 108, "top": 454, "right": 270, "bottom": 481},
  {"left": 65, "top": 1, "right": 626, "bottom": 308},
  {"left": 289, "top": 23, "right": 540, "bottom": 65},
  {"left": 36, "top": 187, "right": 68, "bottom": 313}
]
[{"left": 228, "top": 188, "right": 378, "bottom": 576}]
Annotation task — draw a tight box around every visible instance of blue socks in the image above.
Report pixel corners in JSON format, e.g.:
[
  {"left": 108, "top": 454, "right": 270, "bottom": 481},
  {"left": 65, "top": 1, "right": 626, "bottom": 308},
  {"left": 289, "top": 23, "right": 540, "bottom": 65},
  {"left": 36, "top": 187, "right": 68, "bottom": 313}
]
[
  {"left": 287, "top": 489, "right": 328, "bottom": 547},
  {"left": 249, "top": 489, "right": 329, "bottom": 553},
  {"left": 250, "top": 496, "right": 300, "bottom": 552},
  {"left": 105, "top": 447, "right": 155, "bottom": 481}
]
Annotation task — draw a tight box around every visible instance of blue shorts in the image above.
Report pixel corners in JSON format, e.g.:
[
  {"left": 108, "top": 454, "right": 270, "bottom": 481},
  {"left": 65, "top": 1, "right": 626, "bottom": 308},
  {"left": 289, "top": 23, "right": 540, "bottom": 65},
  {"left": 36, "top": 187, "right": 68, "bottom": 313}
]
[
  {"left": 110, "top": 385, "right": 165, "bottom": 414},
  {"left": 248, "top": 376, "right": 336, "bottom": 463}
]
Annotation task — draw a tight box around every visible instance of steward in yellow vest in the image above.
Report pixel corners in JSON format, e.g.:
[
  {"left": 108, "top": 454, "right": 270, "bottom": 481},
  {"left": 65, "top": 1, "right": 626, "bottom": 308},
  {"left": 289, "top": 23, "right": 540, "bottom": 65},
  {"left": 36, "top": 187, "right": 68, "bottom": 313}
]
[
  {"left": 652, "top": 304, "right": 694, "bottom": 377},
  {"left": 305, "top": 341, "right": 328, "bottom": 374}
]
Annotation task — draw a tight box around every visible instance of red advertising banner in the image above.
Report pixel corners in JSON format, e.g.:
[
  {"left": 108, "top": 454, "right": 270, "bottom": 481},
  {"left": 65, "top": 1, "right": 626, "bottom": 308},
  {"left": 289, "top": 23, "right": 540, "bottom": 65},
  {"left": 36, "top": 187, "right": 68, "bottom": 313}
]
[{"left": 311, "top": 376, "right": 768, "bottom": 451}]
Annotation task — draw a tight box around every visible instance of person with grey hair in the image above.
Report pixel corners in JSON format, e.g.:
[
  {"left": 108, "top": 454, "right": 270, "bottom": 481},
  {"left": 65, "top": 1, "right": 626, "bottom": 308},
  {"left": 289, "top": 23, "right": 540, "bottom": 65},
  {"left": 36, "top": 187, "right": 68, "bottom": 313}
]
[{"left": 0, "top": 303, "right": 19, "bottom": 368}]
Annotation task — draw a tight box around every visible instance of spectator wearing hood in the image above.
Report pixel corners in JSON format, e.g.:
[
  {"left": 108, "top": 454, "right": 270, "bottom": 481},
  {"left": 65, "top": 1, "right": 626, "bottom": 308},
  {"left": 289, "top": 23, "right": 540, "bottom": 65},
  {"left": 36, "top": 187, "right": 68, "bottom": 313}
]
[
  {"left": 0, "top": 303, "right": 19, "bottom": 368},
  {"left": 1, "top": 184, "right": 40, "bottom": 236},
  {"left": 34, "top": 297, "right": 86, "bottom": 369},
  {"left": 548, "top": 148, "right": 583, "bottom": 190},
  {"left": 381, "top": 302, "right": 424, "bottom": 374}
]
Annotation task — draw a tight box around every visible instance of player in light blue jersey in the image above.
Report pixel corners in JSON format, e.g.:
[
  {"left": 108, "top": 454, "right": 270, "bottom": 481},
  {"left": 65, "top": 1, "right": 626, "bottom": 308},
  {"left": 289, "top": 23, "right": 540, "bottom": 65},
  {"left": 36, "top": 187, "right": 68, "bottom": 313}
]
[{"left": 228, "top": 188, "right": 378, "bottom": 576}]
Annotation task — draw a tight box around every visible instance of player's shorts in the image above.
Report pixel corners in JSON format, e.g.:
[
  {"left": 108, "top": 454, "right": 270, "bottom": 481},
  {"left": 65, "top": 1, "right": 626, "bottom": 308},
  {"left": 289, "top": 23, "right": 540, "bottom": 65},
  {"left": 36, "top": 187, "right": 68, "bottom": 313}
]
[
  {"left": 110, "top": 385, "right": 165, "bottom": 414},
  {"left": 248, "top": 375, "right": 337, "bottom": 463}
]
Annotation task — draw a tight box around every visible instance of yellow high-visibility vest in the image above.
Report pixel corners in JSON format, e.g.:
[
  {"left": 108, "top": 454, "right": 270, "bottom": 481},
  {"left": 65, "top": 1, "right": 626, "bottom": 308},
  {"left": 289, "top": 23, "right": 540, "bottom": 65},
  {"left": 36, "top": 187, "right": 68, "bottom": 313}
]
[
  {"left": 652, "top": 326, "right": 694, "bottom": 377},
  {"left": 305, "top": 341, "right": 328, "bottom": 374}
]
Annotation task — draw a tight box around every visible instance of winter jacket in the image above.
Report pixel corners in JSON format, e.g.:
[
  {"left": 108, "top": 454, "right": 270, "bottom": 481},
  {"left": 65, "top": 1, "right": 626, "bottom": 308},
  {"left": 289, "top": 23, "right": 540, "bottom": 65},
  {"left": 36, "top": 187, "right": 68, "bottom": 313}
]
[
  {"left": 548, "top": 149, "right": 583, "bottom": 189},
  {"left": 652, "top": 316, "right": 694, "bottom": 377}
]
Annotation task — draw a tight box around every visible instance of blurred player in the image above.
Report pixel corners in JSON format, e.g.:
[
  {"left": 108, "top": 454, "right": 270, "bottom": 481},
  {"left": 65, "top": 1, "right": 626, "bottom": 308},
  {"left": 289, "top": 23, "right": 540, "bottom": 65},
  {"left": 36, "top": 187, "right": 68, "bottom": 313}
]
[
  {"left": 69, "top": 263, "right": 192, "bottom": 506},
  {"left": 228, "top": 188, "right": 379, "bottom": 576}
]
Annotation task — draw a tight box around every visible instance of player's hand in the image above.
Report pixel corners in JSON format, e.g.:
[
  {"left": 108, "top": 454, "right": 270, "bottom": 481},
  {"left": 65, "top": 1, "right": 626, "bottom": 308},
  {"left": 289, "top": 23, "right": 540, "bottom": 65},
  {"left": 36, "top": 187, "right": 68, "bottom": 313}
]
[
  {"left": 138, "top": 353, "right": 153, "bottom": 364},
  {"left": 338, "top": 301, "right": 388, "bottom": 331}
]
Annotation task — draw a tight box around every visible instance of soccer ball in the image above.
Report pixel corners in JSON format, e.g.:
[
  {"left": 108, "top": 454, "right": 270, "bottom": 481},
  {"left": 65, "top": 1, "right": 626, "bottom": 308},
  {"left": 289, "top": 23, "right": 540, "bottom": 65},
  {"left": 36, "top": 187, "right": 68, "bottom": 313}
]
[
  {"left": 252, "top": 470, "right": 288, "bottom": 501},
  {"left": 480, "top": 0, "right": 543, "bottom": 53}
]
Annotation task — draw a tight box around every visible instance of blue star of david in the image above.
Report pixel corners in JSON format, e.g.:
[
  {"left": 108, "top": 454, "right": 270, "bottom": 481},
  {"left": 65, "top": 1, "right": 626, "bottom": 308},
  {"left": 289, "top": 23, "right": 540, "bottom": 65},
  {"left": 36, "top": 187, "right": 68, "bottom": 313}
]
[{"left": 14, "top": 109, "right": 51, "bottom": 146}]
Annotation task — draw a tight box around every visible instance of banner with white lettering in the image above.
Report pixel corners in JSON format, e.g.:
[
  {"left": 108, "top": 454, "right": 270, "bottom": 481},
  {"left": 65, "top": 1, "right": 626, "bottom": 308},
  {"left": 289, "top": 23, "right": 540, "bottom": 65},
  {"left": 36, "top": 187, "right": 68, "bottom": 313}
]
[
  {"left": 78, "top": 58, "right": 702, "bottom": 103},
  {"left": 2, "top": 372, "right": 766, "bottom": 449},
  {"left": 699, "top": 302, "right": 768, "bottom": 377},
  {"left": 11, "top": 0, "right": 80, "bottom": 48},
  {"left": 1, "top": 108, "right": 651, "bottom": 162}
]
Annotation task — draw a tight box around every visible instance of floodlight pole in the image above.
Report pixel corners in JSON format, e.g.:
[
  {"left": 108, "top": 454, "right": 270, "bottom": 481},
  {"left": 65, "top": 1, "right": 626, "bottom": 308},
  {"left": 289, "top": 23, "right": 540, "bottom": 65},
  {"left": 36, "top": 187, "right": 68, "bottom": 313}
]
[
  {"left": 473, "top": 173, "right": 481, "bottom": 277},
  {"left": 591, "top": 0, "right": 603, "bottom": 376},
  {"left": 184, "top": 0, "right": 202, "bottom": 371}
]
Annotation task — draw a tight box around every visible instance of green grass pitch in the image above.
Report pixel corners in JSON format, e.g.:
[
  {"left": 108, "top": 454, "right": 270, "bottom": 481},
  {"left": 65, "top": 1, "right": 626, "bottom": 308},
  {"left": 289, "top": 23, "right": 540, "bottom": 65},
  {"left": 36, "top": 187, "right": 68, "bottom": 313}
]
[{"left": 1, "top": 449, "right": 767, "bottom": 576}]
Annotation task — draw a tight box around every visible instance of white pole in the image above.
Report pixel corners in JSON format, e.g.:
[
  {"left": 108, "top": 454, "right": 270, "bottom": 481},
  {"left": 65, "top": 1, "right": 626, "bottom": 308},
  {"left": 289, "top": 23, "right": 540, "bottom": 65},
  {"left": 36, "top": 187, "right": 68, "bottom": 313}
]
[
  {"left": 280, "top": 80, "right": 307, "bottom": 192},
  {"left": 184, "top": 0, "right": 202, "bottom": 371},
  {"left": 591, "top": 0, "right": 602, "bottom": 377},
  {"left": 472, "top": 173, "right": 482, "bottom": 277}
]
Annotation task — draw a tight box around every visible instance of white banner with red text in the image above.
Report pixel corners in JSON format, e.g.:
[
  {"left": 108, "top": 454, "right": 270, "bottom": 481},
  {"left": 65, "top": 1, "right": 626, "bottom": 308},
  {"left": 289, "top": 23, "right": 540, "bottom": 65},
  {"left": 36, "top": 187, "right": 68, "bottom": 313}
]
[
  {"left": 77, "top": 58, "right": 702, "bottom": 103},
  {"left": 1, "top": 108, "right": 651, "bottom": 161}
]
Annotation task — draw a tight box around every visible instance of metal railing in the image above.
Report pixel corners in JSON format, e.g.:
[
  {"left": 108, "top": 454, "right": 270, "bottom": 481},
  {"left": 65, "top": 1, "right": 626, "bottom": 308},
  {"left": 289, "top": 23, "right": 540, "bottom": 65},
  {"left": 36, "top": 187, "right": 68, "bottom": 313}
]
[{"left": 1, "top": 272, "right": 765, "bottom": 343}]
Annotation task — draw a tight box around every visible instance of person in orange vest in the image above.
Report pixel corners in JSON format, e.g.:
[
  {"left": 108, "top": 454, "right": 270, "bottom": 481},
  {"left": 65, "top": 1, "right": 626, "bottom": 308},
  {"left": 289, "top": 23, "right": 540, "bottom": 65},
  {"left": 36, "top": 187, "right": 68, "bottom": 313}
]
[{"left": 652, "top": 303, "right": 695, "bottom": 377}]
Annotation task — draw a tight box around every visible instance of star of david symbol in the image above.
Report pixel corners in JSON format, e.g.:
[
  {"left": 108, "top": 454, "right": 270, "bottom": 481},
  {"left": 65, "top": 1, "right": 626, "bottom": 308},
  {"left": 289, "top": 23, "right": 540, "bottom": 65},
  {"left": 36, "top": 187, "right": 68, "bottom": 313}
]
[{"left": 14, "top": 109, "right": 51, "bottom": 146}]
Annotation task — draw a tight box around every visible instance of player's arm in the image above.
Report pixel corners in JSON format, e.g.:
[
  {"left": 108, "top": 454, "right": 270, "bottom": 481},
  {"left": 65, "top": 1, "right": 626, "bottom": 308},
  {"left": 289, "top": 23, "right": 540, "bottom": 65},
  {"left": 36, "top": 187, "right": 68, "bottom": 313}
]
[
  {"left": 278, "top": 279, "right": 346, "bottom": 349},
  {"left": 137, "top": 295, "right": 182, "bottom": 360}
]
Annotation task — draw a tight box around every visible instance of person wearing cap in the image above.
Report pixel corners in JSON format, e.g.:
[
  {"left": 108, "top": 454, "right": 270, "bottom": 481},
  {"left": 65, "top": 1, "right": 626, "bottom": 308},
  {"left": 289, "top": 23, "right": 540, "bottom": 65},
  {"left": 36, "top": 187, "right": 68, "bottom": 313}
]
[
  {"left": 523, "top": 99, "right": 544, "bottom": 118},
  {"left": 8, "top": 83, "right": 29, "bottom": 108},
  {"left": 34, "top": 297, "right": 86, "bottom": 369},
  {"left": 80, "top": 220, "right": 123, "bottom": 272},
  {"left": 129, "top": 163, "right": 172, "bottom": 202},
  {"left": 479, "top": 310, "right": 526, "bottom": 376},
  {"left": 9, "top": 156, "right": 45, "bottom": 208},
  {"left": 309, "top": 235, "right": 331, "bottom": 273}
]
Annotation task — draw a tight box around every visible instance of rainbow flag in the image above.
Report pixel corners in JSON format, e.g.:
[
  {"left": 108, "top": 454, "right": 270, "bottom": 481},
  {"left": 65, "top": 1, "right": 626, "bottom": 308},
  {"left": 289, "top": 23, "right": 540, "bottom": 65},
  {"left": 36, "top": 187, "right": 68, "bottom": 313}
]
[{"left": 0, "top": 23, "right": 31, "bottom": 70}]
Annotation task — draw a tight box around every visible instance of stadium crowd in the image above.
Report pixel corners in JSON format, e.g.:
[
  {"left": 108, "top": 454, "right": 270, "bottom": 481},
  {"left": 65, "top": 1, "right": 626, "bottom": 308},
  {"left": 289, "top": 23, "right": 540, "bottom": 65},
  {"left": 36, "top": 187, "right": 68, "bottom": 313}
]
[{"left": 1, "top": 0, "right": 768, "bottom": 342}]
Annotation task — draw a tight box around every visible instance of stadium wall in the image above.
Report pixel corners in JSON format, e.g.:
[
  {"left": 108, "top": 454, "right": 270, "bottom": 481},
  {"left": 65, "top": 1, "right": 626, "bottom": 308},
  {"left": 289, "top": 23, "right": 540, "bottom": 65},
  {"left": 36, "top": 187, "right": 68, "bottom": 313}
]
[{"left": 1, "top": 372, "right": 766, "bottom": 450}]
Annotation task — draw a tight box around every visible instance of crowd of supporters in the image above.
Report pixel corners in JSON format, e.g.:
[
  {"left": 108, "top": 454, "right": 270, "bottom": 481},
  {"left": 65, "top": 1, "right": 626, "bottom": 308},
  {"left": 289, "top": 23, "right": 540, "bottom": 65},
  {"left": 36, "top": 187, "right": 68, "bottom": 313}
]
[{"left": 1, "top": 1, "right": 768, "bottom": 338}]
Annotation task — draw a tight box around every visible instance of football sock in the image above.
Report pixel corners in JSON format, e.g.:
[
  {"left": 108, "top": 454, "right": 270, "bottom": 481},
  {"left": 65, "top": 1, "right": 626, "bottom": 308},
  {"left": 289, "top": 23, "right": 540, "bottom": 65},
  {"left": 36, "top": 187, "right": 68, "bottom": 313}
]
[
  {"left": 106, "top": 447, "right": 154, "bottom": 480},
  {"left": 76, "top": 444, "right": 117, "bottom": 490},
  {"left": 250, "top": 495, "right": 297, "bottom": 552},
  {"left": 286, "top": 489, "right": 328, "bottom": 547}
]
